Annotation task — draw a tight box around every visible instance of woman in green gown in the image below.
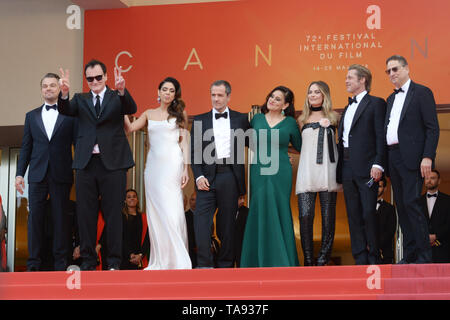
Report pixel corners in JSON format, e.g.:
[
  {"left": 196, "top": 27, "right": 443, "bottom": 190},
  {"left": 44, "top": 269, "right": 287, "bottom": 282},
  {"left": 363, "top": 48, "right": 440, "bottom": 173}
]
[{"left": 240, "top": 86, "right": 302, "bottom": 267}]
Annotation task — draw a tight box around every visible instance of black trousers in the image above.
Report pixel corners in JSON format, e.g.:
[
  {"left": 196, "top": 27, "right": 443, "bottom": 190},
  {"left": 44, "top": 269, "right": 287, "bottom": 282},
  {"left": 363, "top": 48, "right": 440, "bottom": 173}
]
[
  {"left": 76, "top": 154, "right": 126, "bottom": 270},
  {"left": 388, "top": 147, "right": 431, "bottom": 263},
  {"left": 27, "top": 171, "right": 71, "bottom": 271},
  {"left": 342, "top": 160, "right": 381, "bottom": 265},
  {"left": 194, "top": 168, "right": 239, "bottom": 268}
]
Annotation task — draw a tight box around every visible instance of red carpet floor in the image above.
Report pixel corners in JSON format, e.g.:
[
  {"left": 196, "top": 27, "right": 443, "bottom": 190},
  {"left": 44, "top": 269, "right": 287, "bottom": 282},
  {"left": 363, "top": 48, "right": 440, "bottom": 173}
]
[{"left": 0, "top": 264, "right": 449, "bottom": 300}]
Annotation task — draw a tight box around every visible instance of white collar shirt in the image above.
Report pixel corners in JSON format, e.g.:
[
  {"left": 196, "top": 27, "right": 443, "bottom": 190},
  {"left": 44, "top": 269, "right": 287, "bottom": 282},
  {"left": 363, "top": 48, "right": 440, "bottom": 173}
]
[{"left": 386, "top": 79, "right": 411, "bottom": 145}]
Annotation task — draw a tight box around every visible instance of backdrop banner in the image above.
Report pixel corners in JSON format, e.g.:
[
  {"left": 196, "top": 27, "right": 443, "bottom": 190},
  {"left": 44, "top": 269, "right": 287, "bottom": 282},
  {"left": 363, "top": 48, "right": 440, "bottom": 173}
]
[{"left": 84, "top": 0, "right": 450, "bottom": 116}]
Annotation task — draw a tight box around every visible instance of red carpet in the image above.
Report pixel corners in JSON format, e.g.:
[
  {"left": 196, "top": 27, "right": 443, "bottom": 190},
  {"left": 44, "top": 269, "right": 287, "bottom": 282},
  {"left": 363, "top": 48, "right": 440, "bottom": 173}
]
[{"left": 0, "top": 264, "right": 449, "bottom": 300}]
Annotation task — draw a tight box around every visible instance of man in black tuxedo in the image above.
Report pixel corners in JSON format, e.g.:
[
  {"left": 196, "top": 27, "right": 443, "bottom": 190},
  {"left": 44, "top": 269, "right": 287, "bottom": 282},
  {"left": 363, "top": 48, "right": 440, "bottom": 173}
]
[
  {"left": 337, "top": 64, "right": 386, "bottom": 265},
  {"left": 376, "top": 177, "right": 397, "bottom": 264},
  {"left": 234, "top": 195, "right": 249, "bottom": 267},
  {"left": 190, "top": 80, "right": 250, "bottom": 268},
  {"left": 419, "top": 169, "right": 450, "bottom": 263},
  {"left": 58, "top": 60, "right": 137, "bottom": 270},
  {"left": 16, "top": 73, "right": 76, "bottom": 271},
  {"left": 384, "top": 55, "right": 439, "bottom": 264},
  {"left": 184, "top": 192, "right": 197, "bottom": 268}
]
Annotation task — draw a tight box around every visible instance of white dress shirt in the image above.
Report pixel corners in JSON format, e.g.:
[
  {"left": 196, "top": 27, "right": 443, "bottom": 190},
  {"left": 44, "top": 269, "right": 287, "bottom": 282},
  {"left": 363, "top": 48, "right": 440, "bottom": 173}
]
[
  {"left": 426, "top": 191, "right": 438, "bottom": 218},
  {"left": 386, "top": 79, "right": 411, "bottom": 146},
  {"left": 195, "top": 107, "right": 231, "bottom": 183},
  {"left": 343, "top": 90, "right": 383, "bottom": 171},
  {"left": 41, "top": 103, "right": 59, "bottom": 140},
  {"left": 212, "top": 107, "right": 231, "bottom": 160},
  {"left": 343, "top": 90, "right": 367, "bottom": 148},
  {"left": 91, "top": 87, "right": 107, "bottom": 154}
]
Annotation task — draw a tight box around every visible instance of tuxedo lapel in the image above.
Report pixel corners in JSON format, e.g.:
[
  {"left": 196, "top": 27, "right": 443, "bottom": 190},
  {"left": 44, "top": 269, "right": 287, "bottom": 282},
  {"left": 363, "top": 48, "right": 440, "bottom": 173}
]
[
  {"left": 338, "top": 106, "right": 347, "bottom": 140},
  {"left": 100, "top": 88, "right": 114, "bottom": 118},
  {"left": 50, "top": 114, "right": 65, "bottom": 140},
  {"left": 203, "top": 110, "right": 213, "bottom": 134},
  {"left": 229, "top": 109, "right": 239, "bottom": 130},
  {"left": 82, "top": 92, "right": 97, "bottom": 119},
  {"left": 430, "top": 194, "right": 443, "bottom": 221},
  {"left": 34, "top": 106, "right": 47, "bottom": 139},
  {"left": 399, "top": 81, "right": 415, "bottom": 123},
  {"left": 350, "top": 94, "right": 369, "bottom": 132},
  {"left": 385, "top": 94, "right": 395, "bottom": 129}
]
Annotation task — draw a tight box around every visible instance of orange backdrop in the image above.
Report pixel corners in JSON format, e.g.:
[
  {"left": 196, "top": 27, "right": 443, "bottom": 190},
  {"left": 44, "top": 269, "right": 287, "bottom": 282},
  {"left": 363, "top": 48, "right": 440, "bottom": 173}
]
[{"left": 84, "top": 0, "right": 450, "bottom": 116}]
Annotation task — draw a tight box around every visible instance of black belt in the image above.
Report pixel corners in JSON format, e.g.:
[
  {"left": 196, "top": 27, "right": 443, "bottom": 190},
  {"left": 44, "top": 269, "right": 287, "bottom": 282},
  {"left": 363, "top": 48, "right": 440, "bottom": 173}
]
[
  {"left": 388, "top": 144, "right": 399, "bottom": 150},
  {"left": 216, "top": 164, "right": 232, "bottom": 173}
]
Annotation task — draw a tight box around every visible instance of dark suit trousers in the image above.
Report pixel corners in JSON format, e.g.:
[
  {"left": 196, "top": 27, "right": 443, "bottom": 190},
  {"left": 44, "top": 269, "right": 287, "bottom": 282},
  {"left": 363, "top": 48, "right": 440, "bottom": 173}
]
[
  {"left": 388, "top": 148, "right": 431, "bottom": 263},
  {"left": 342, "top": 160, "right": 380, "bottom": 265},
  {"left": 194, "top": 169, "right": 239, "bottom": 268},
  {"left": 28, "top": 172, "right": 71, "bottom": 271},
  {"left": 76, "top": 154, "right": 126, "bottom": 270}
]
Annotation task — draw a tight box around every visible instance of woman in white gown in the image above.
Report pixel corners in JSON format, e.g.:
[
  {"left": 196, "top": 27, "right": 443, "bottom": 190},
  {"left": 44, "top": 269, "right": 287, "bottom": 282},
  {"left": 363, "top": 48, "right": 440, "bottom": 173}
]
[{"left": 124, "top": 77, "right": 192, "bottom": 270}]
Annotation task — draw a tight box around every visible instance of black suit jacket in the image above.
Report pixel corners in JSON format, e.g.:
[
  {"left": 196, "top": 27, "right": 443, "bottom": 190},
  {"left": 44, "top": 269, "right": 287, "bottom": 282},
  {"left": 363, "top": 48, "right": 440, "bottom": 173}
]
[
  {"left": 419, "top": 192, "right": 450, "bottom": 263},
  {"left": 384, "top": 81, "right": 439, "bottom": 171},
  {"left": 337, "top": 93, "right": 386, "bottom": 183},
  {"left": 58, "top": 87, "right": 137, "bottom": 170},
  {"left": 376, "top": 200, "right": 397, "bottom": 263},
  {"left": 190, "top": 109, "right": 250, "bottom": 195},
  {"left": 16, "top": 105, "right": 76, "bottom": 183}
]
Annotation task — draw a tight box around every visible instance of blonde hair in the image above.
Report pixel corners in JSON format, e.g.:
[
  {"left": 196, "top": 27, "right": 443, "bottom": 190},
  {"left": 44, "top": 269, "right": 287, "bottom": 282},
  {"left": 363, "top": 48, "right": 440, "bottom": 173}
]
[{"left": 298, "top": 81, "right": 338, "bottom": 126}]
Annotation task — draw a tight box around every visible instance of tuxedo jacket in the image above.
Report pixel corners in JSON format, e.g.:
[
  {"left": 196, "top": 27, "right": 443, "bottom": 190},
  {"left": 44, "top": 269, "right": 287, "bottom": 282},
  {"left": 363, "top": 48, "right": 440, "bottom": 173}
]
[
  {"left": 376, "top": 200, "right": 397, "bottom": 251},
  {"left": 16, "top": 105, "right": 76, "bottom": 183},
  {"left": 58, "top": 87, "right": 137, "bottom": 170},
  {"left": 337, "top": 93, "right": 386, "bottom": 183},
  {"left": 384, "top": 81, "right": 439, "bottom": 171},
  {"left": 190, "top": 109, "right": 250, "bottom": 195},
  {"left": 419, "top": 192, "right": 450, "bottom": 262}
]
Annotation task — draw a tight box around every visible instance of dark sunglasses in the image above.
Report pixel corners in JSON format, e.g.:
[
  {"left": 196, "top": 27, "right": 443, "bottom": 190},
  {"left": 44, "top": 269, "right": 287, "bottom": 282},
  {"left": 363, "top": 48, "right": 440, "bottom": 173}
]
[
  {"left": 385, "top": 66, "right": 401, "bottom": 75},
  {"left": 86, "top": 75, "right": 103, "bottom": 82}
]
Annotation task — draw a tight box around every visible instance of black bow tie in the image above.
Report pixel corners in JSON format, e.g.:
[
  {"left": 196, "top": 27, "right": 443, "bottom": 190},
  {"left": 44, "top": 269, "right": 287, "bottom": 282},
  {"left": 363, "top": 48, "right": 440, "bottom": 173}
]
[
  {"left": 377, "top": 199, "right": 383, "bottom": 205},
  {"left": 45, "top": 104, "right": 57, "bottom": 111},
  {"left": 427, "top": 193, "right": 437, "bottom": 198},
  {"left": 394, "top": 88, "right": 404, "bottom": 95},
  {"left": 348, "top": 97, "right": 357, "bottom": 105},
  {"left": 215, "top": 112, "right": 228, "bottom": 120}
]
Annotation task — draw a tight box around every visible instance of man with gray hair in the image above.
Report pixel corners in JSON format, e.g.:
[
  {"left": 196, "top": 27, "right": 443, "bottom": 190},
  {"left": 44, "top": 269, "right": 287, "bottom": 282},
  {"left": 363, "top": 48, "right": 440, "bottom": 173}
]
[{"left": 190, "top": 80, "right": 250, "bottom": 268}]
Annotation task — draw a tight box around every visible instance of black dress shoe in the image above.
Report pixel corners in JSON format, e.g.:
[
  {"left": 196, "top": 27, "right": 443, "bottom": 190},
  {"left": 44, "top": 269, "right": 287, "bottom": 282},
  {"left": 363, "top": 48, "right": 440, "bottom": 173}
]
[
  {"left": 80, "top": 264, "right": 96, "bottom": 271},
  {"left": 397, "top": 258, "right": 411, "bottom": 264},
  {"left": 27, "top": 266, "right": 39, "bottom": 272}
]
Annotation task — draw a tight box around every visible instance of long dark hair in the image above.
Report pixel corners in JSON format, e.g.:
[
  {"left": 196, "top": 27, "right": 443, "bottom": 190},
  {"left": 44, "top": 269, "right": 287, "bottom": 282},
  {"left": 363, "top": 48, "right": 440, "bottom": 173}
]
[
  {"left": 122, "top": 189, "right": 141, "bottom": 219},
  {"left": 261, "top": 86, "right": 296, "bottom": 118},
  {"left": 159, "top": 77, "right": 185, "bottom": 127}
]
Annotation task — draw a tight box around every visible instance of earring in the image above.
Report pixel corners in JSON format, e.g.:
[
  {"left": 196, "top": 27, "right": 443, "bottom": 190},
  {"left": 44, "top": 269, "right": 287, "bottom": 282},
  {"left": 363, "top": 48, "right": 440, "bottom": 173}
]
[
  {"left": 281, "top": 109, "right": 285, "bottom": 116},
  {"left": 157, "top": 96, "right": 161, "bottom": 103}
]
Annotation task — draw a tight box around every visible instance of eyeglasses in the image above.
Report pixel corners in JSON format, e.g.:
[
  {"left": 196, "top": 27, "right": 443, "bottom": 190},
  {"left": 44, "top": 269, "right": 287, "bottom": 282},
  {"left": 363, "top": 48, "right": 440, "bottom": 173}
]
[
  {"left": 86, "top": 75, "right": 103, "bottom": 82},
  {"left": 385, "top": 66, "right": 401, "bottom": 75}
]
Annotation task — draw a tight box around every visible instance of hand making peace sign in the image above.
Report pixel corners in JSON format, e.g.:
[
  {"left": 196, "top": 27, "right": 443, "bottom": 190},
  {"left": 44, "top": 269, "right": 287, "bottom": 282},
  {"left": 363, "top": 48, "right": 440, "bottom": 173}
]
[
  {"left": 114, "top": 66, "right": 125, "bottom": 95},
  {"left": 59, "top": 68, "right": 70, "bottom": 97}
]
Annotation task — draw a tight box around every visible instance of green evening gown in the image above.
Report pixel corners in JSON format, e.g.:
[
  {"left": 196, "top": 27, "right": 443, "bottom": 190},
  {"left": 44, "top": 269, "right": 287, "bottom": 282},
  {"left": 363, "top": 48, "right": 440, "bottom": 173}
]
[{"left": 240, "top": 113, "right": 302, "bottom": 267}]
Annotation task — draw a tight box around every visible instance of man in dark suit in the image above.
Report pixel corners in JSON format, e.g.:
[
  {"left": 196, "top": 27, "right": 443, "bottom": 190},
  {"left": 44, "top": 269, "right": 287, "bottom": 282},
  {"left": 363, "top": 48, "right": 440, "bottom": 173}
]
[
  {"left": 234, "top": 195, "right": 249, "bottom": 267},
  {"left": 57, "top": 60, "right": 137, "bottom": 270},
  {"left": 337, "top": 64, "right": 386, "bottom": 265},
  {"left": 419, "top": 169, "right": 450, "bottom": 263},
  {"left": 376, "top": 177, "right": 397, "bottom": 264},
  {"left": 384, "top": 55, "right": 440, "bottom": 264},
  {"left": 15, "top": 73, "right": 76, "bottom": 271},
  {"left": 190, "top": 80, "right": 250, "bottom": 268},
  {"left": 184, "top": 191, "right": 197, "bottom": 268}
]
